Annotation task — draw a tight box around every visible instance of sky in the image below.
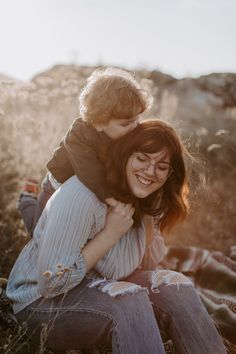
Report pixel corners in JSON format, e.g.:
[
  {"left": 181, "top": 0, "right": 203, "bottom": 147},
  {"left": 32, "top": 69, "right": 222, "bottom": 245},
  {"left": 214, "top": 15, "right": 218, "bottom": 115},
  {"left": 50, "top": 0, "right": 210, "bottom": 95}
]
[{"left": 0, "top": 0, "right": 235, "bottom": 81}]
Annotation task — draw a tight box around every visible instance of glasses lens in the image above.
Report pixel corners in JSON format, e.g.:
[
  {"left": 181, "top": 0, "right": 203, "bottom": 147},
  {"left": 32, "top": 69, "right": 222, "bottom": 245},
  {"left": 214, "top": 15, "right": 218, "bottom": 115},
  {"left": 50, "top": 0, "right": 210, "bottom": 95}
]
[
  {"left": 131, "top": 154, "right": 149, "bottom": 170},
  {"left": 155, "top": 165, "right": 172, "bottom": 179},
  {"left": 131, "top": 154, "right": 172, "bottom": 179}
]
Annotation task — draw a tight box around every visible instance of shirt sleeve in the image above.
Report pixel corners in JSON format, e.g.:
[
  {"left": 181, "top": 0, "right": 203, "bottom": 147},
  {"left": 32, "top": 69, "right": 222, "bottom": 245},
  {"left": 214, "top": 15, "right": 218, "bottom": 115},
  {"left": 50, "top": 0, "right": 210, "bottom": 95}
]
[
  {"left": 64, "top": 120, "right": 112, "bottom": 202},
  {"left": 36, "top": 179, "right": 105, "bottom": 298}
]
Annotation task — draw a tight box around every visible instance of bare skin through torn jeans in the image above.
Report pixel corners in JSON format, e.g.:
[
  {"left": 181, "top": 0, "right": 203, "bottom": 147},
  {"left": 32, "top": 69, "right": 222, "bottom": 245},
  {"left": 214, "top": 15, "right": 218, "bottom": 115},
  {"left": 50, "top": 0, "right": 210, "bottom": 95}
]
[{"left": 16, "top": 270, "right": 227, "bottom": 354}]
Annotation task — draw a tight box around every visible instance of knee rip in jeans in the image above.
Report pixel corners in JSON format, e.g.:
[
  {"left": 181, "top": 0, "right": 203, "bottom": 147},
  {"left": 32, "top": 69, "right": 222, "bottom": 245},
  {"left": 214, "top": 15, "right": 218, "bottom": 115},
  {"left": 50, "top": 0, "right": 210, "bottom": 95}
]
[
  {"left": 150, "top": 270, "right": 193, "bottom": 293},
  {"left": 88, "top": 278, "right": 147, "bottom": 297}
]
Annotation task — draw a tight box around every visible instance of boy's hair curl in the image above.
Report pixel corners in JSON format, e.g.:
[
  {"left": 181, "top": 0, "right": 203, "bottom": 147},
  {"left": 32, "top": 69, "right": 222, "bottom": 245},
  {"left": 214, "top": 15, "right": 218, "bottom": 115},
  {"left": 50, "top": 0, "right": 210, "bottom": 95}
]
[{"left": 79, "top": 67, "right": 153, "bottom": 125}]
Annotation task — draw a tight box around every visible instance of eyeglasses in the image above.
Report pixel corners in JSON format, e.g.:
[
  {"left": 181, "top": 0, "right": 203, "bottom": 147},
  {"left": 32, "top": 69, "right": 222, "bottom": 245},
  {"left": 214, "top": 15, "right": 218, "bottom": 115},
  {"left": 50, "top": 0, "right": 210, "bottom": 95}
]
[{"left": 130, "top": 153, "right": 173, "bottom": 180}]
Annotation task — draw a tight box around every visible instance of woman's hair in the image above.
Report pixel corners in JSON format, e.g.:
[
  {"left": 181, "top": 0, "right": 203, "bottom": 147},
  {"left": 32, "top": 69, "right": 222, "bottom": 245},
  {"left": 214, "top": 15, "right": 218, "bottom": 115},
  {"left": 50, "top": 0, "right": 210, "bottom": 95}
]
[
  {"left": 101, "top": 119, "right": 190, "bottom": 234},
  {"left": 79, "top": 67, "right": 153, "bottom": 125}
]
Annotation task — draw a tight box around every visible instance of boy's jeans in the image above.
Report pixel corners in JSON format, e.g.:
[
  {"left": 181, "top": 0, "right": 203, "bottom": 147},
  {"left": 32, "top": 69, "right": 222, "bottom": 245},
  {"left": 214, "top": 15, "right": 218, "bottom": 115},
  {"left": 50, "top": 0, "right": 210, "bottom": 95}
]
[
  {"left": 18, "top": 173, "right": 55, "bottom": 237},
  {"left": 16, "top": 271, "right": 226, "bottom": 354}
]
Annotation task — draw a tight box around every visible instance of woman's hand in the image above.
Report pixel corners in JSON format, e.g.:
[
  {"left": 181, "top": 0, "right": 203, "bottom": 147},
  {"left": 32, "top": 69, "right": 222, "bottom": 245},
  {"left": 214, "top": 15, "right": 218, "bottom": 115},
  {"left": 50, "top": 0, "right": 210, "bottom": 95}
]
[
  {"left": 104, "top": 201, "right": 135, "bottom": 240},
  {"left": 82, "top": 202, "right": 135, "bottom": 272},
  {"left": 105, "top": 197, "right": 118, "bottom": 207}
]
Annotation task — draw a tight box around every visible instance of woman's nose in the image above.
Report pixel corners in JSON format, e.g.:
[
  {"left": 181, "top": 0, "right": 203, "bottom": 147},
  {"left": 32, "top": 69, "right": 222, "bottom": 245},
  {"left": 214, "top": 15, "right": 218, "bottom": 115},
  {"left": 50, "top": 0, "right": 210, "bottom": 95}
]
[{"left": 143, "top": 163, "right": 155, "bottom": 176}]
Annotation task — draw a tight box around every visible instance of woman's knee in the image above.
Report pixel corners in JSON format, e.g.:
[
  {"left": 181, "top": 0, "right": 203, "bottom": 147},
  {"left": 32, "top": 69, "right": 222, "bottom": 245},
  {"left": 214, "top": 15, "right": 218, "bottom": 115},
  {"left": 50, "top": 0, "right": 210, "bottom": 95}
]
[
  {"left": 150, "top": 269, "right": 193, "bottom": 293},
  {"left": 90, "top": 279, "right": 152, "bottom": 324},
  {"left": 150, "top": 270, "right": 204, "bottom": 316}
]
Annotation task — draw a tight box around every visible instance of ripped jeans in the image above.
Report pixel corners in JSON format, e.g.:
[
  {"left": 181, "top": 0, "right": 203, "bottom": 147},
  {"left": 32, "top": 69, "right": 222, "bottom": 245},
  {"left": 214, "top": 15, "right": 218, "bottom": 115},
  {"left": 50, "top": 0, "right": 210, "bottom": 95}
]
[{"left": 16, "top": 270, "right": 227, "bottom": 354}]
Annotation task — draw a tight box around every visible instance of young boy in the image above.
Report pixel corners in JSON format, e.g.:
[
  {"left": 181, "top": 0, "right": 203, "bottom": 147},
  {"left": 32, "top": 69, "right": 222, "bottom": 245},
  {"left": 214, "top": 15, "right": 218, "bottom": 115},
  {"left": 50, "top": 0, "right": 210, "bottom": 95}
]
[{"left": 19, "top": 67, "right": 153, "bottom": 236}]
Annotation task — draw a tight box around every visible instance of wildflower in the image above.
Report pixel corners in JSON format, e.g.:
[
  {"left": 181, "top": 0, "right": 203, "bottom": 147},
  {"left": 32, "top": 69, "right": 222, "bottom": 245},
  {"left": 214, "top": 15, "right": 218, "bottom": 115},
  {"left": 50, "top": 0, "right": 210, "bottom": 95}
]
[
  {"left": 64, "top": 267, "right": 71, "bottom": 272},
  {"left": 56, "top": 264, "right": 63, "bottom": 269},
  {"left": 43, "top": 271, "right": 52, "bottom": 278},
  {"left": 215, "top": 129, "right": 229, "bottom": 137},
  {"left": 207, "top": 144, "right": 221, "bottom": 152}
]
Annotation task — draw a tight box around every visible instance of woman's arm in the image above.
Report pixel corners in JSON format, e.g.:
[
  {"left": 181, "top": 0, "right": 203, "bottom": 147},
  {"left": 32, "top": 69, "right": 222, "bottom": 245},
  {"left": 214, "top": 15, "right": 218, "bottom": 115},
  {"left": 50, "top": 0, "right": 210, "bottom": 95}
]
[
  {"left": 82, "top": 202, "right": 134, "bottom": 271},
  {"left": 37, "top": 180, "right": 134, "bottom": 298},
  {"left": 37, "top": 185, "right": 96, "bottom": 298}
]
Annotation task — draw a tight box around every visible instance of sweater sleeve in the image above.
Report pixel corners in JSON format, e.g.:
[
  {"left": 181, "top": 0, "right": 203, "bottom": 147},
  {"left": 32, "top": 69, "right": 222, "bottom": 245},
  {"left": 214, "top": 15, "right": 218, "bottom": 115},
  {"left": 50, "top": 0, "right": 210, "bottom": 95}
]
[
  {"left": 64, "top": 120, "right": 111, "bottom": 202},
  {"left": 36, "top": 178, "right": 106, "bottom": 298}
]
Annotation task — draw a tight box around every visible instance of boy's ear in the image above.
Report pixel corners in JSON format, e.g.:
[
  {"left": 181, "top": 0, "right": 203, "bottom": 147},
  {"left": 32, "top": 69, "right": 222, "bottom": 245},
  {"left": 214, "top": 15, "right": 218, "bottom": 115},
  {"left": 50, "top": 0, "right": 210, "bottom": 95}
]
[{"left": 93, "top": 123, "right": 104, "bottom": 132}]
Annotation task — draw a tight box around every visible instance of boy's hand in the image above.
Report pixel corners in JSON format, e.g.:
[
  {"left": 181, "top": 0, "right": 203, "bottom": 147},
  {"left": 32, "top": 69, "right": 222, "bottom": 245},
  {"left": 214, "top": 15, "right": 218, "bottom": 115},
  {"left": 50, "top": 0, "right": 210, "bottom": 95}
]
[{"left": 105, "top": 197, "right": 119, "bottom": 208}]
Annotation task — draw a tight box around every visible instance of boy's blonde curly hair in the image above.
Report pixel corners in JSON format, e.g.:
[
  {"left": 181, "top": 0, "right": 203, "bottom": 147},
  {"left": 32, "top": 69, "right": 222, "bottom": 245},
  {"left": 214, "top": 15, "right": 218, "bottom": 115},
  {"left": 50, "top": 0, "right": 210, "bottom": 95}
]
[{"left": 79, "top": 67, "right": 153, "bottom": 125}]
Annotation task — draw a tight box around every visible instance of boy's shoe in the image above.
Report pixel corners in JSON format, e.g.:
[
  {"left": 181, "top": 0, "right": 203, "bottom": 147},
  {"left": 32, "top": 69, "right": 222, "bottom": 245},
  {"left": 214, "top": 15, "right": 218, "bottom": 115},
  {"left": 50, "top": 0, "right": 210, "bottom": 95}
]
[
  {"left": 21, "top": 178, "right": 39, "bottom": 195},
  {"left": 16, "top": 178, "right": 39, "bottom": 210}
]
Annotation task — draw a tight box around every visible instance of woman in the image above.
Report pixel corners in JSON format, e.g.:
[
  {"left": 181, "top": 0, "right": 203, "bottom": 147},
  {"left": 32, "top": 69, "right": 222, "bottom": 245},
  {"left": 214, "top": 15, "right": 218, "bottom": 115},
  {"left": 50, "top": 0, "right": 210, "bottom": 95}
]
[{"left": 7, "top": 120, "right": 226, "bottom": 354}]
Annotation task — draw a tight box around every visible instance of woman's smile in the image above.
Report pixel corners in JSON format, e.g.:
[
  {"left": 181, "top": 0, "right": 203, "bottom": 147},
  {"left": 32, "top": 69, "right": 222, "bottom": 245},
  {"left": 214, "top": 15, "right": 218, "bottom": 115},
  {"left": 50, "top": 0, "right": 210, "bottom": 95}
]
[
  {"left": 136, "top": 173, "right": 155, "bottom": 186},
  {"left": 126, "top": 150, "right": 171, "bottom": 198}
]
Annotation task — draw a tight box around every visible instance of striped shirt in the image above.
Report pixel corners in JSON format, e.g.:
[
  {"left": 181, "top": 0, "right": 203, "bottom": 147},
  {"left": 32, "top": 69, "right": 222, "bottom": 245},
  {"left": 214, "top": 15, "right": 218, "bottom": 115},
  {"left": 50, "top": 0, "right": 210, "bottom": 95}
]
[{"left": 7, "top": 176, "right": 166, "bottom": 314}]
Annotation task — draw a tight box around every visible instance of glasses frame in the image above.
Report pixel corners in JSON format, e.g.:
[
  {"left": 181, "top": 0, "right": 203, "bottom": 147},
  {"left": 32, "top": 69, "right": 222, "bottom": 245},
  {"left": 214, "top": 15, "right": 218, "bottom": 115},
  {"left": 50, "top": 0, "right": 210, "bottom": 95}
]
[{"left": 130, "top": 153, "right": 174, "bottom": 180}]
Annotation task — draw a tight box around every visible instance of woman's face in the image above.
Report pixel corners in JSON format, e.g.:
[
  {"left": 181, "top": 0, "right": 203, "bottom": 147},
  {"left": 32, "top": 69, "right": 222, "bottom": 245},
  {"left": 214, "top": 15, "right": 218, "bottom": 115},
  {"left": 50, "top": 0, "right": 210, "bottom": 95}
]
[{"left": 126, "top": 149, "right": 172, "bottom": 198}]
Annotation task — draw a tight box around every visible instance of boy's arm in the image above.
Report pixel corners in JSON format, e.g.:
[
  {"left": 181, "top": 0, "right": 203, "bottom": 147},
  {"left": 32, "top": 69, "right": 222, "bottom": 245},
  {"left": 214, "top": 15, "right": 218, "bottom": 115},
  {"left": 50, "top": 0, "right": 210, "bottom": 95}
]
[{"left": 64, "top": 120, "right": 112, "bottom": 202}]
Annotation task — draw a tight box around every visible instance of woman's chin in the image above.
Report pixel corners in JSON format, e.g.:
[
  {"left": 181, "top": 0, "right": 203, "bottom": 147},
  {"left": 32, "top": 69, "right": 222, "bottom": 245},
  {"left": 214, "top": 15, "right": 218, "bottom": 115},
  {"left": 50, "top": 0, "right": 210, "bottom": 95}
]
[
  {"left": 130, "top": 175, "right": 159, "bottom": 198},
  {"left": 131, "top": 186, "right": 151, "bottom": 199}
]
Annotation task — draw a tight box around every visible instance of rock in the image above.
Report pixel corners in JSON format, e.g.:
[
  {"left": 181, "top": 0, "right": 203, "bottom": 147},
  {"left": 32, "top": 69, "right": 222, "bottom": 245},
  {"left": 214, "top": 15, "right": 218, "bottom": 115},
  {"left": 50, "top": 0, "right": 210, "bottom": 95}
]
[{"left": 196, "top": 73, "right": 236, "bottom": 107}]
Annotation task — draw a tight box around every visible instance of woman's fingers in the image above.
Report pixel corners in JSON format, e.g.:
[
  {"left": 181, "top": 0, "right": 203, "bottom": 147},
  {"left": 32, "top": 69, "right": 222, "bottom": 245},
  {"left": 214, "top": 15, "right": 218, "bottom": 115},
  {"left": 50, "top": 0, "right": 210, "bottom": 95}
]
[
  {"left": 111, "top": 203, "right": 135, "bottom": 224},
  {"left": 104, "top": 202, "right": 134, "bottom": 239},
  {"left": 126, "top": 206, "right": 135, "bottom": 219},
  {"left": 114, "top": 202, "right": 134, "bottom": 217},
  {"left": 105, "top": 197, "right": 118, "bottom": 208},
  {"left": 124, "top": 204, "right": 135, "bottom": 216}
]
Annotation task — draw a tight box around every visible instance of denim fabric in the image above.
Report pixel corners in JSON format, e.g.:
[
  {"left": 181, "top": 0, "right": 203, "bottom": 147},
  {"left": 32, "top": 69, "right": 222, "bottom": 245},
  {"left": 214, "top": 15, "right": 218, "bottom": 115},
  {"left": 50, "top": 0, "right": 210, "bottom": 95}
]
[
  {"left": 18, "top": 174, "right": 55, "bottom": 237},
  {"left": 16, "top": 271, "right": 227, "bottom": 354},
  {"left": 16, "top": 277, "right": 165, "bottom": 354},
  {"left": 126, "top": 270, "right": 227, "bottom": 354}
]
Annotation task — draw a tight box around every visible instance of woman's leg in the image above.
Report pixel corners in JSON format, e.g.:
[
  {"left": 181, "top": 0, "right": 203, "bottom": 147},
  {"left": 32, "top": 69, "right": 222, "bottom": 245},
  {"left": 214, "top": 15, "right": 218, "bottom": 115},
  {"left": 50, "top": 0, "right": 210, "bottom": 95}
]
[
  {"left": 16, "top": 278, "right": 165, "bottom": 354},
  {"left": 126, "top": 269, "right": 227, "bottom": 354}
]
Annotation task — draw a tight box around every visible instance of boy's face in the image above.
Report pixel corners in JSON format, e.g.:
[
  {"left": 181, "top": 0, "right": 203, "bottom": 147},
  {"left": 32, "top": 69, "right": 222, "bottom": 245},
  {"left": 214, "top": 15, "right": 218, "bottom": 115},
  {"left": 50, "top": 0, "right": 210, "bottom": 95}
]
[{"left": 96, "top": 116, "right": 140, "bottom": 139}]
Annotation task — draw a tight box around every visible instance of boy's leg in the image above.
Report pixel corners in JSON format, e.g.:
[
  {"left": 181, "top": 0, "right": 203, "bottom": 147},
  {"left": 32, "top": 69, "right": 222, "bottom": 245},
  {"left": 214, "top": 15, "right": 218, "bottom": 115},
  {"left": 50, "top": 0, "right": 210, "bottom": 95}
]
[
  {"left": 18, "top": 174, "right": 55, "bottom": 237},
  {"left": 17, "top": 178, "right": 39, "bottom": 236},
  {"left": 33, "top": 174, "right": 55, "bottom": 229},
  {"left": 126, "top": 269, "right": 227, "bottom": 354}
]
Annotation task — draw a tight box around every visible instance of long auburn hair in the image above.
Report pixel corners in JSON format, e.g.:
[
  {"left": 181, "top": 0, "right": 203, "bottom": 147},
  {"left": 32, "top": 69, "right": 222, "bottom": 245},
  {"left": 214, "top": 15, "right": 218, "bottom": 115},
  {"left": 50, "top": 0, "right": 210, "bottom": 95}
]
[{"left": 100, "top": 119, "right": 190, "bottom": 234}]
